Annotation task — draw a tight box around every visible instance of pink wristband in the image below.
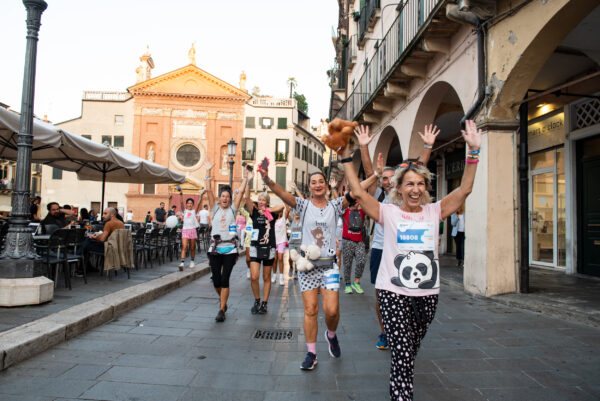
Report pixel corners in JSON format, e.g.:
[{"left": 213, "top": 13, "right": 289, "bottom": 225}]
[{"left": 466, "top": 158, "right": 479, "bottom": 164}]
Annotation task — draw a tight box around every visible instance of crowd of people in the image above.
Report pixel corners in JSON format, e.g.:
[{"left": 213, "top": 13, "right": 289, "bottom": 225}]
[{"left": 28, "top": 118, "right": 480, "bottom": 400}]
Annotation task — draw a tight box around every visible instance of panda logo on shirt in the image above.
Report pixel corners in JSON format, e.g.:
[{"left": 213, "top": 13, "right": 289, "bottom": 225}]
[{"left": 390, "top": 251, "right": 438, "bottom": 290}]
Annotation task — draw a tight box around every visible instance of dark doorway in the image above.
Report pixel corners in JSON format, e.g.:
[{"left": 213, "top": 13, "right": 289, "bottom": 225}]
[{"left": 578, "top": 135, "right": 600, "bottom": 277}]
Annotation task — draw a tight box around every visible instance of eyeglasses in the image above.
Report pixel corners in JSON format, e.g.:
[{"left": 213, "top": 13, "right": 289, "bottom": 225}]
[{"left": 397, "top": 160, "right": 423, "bottom": 169}]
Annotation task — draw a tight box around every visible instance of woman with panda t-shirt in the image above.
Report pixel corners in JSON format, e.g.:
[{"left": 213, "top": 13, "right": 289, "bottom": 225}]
[{"left": 341, "top": 120, "right": 482, "bottom": 401}]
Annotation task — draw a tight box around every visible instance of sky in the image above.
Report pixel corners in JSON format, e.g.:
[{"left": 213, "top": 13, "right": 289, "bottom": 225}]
[{"left": 0, "top": 0, "right": 338, "bottom": 124}]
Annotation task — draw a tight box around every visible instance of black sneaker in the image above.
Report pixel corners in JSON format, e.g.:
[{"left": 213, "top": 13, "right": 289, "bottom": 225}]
[
  {"left": 300, "top": 352, "right": 317, "bottom": 370},
  {"left": 325, "top": 330, "right": 341, "bottom": 358},
  {"left": 215, "top": 309, "right": 225, "bottom": 322},
  {"left": 257, "top": 301, "right": 268, "bottom": 314},
  {"left": 251, "top": 299, "right": 260, "bottom": 314}
]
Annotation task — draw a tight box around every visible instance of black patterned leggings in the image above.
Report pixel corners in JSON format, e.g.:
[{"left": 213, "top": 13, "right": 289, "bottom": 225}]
[
  {"left": 378, "top": 290, "right": 438, "bottom": 401},
  {"left": 341, "top": 238, "right": 366, "bottom": 284}
]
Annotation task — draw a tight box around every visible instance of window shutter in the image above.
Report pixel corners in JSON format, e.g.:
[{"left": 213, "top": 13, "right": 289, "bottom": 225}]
[{"left": 276, "top": 166, "right": 286, "bottom": 188}]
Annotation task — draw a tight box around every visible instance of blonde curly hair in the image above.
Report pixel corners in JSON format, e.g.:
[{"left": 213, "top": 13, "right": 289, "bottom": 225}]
[{"left": 388, "top": 163, "right": 435, "bottom": 206}]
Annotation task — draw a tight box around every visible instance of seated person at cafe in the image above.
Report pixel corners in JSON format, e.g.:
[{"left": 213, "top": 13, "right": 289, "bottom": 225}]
[
  {"left": 41, "top": 202, "right": 75, "bottom": 234},
  {"left": 82, "top": 207, "right": 125, "bottom": 271}
]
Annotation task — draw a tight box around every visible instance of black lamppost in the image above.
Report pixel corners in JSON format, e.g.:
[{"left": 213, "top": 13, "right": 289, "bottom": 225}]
[
  {"left": 227, "top": 138, "right": 237, "bottom": 189},
  {"left": 0, "top": 0, "right": 48, "bottom": 277}
]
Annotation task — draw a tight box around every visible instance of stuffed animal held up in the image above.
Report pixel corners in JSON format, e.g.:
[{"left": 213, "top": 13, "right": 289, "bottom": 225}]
[
  {"left": 289, "top": 243, "right": 321, "bottom": 272},
  {"left": 323, "top": 118, "right": 358, "bottom": 154}
]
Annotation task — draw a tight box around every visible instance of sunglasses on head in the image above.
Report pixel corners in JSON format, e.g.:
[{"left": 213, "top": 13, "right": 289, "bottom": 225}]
[{"left": 398, "top": 160, "right": 423, "bottom": 169}]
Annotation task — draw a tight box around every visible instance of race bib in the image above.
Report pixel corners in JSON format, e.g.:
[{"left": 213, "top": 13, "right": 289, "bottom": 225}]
[
  {"left": 251, "top": 229, "right": 259, "bottom": 241},
  {"left": 246, "top": 225, "right": 253, "bottom": 232},
  {"left": 396, "top": 221, "right": 435, "bottom": 251},
  {"left": 229, "top": 224, "right": 237, "bottom": 233},
  {"left": 290, "top": 232, "right": 301, "bottom": 240}
]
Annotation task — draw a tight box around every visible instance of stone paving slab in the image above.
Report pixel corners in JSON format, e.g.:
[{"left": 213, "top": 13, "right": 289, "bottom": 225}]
[
  {"left": 0, "top": 262, "right": 209, "bottom": 371},
  {"left": 0, "top": 257, "right": 599, "bottom": 400}
]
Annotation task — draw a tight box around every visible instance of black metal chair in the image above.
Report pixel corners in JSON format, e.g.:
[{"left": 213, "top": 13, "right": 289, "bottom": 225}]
[
  {"left": 133, "top": 227, "right": 148, "bottom": 269},
  {"left": 65, "top": 228, "right": 86, "bottom": 284},
  {"left": 158, "top": 228, "right": 171, "bottom": 264},
  {"left": 144, "top": 229, "right": 159, "bottom": 268},
  {"left": 38, "top": 229, "right": 71, "bottom": 290}
]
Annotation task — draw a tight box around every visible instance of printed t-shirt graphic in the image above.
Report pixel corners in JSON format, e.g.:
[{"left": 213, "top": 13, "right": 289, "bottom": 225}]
[
  {"left": 377, "top": 201, "right": 442, "bottom": 296},
  {"left": 292, "top": 197, "right": 343, "bottom": 259}
]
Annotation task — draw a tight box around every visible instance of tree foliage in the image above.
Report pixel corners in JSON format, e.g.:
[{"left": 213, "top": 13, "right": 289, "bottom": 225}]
[{"left": 293, "top": 92, "right": 308, "bottom": 113}]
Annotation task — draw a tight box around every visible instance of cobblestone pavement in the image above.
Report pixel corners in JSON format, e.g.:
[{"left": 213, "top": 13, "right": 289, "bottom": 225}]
[{"left": 0, "top": 257, "right": 598, "bottom": 401}]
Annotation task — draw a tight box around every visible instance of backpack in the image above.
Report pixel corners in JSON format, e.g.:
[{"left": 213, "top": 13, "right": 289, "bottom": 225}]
[{"left": 347, "top": 209, "right": 363, "bottom": 233}]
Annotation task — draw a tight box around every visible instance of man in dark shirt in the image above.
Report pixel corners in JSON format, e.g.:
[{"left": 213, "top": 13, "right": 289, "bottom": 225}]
[
  {"left": 167, "top": 205, "right": 177, "bottom": 217},
  {"left": 154, "top": 202, "right": 167, "bottom": 226},
  {"left": 41, "top": 202, "right": 74, "bottom": 233}
]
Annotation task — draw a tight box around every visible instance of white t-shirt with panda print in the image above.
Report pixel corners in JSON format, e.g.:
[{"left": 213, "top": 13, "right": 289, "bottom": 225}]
[{"left": 292, "top": 196, "right": 344, "bottom": 260}]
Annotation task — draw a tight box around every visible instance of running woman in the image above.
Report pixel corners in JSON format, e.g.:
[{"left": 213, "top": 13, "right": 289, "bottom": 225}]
[
  {"left": 342, "top": 120, "right": 481, "bottom": 400},
  {"left": 354, "top": 123, "right": 438, "bottom": 350},
  {"left": 258, "top": 165, "right": 378, "bottom": 371},
  {"left": 274, "top": 205, "right": 290, "bottom": 286},
  {"left": 245, "top": 183, "right": 284, "bottom": 315},
  {"left": 178, "top": 188, "right": 204, "bottom": 270},
  {"left": 204, "top": 161, "right": 251, "bottom": 322}
]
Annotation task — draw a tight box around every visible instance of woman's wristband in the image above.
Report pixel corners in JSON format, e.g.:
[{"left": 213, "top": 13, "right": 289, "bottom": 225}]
[
  {"left": 340, "top": 157, "right": 353, "bottom": 164},
  {"left": 262, "top": 176, "right": 272, "bottom": 185}
]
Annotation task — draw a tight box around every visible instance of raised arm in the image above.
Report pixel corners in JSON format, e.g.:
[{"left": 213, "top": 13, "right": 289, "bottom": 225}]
[
  {"left": 417, "top": 124, "right": 440, "bottom": 166},
  {"left": 354, "top": 124, "right": 380, "bottom": 195},
  {"left": 258, "top": 164, "right": 297, "bottom": 209},
  {"left": 195, "top": 189, "right": 206, "bottom": 214},
  {"left": 204, "top": 161, "right": 216, "bottom": 211},
  {"left": 288, "top": 181, "right": 304, "bottom": 200},
  {"left": 339, "top": 146, "right": 381, "bottom": 222},
  {"left": 233, "top": 168, "right": 251, "bottom": 211},
  {"left": 440, "top": 120, "right": 481, "bottom": 219}
]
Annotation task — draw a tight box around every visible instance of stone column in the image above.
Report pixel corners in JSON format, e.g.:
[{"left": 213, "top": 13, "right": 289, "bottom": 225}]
[{"left": 463, "top": 123, "right": 519, "bottom": 296}]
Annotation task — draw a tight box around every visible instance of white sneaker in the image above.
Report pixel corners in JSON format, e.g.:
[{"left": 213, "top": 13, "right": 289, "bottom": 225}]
[
  {"left": 246, "top": 269, "right": 250, "bottom": 279},
  {"left": 189, "top": 260, "right": 195, "bottom": 268},
  {"left": 279, "top": 274, "right": 284, "bottom": 286},
  {"left": 271, "top": 274, "right": 276, "bottom": 283},
  {"left": 178, "top": 262, "right": 184, "bottom": 271}
]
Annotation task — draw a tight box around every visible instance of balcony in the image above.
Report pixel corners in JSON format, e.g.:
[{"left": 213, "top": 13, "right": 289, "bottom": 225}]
[
  {"left": 346, "top": 35, "right": 358, "bottom": 70},
  {"left": 333, "top": 0, "right": 449, "bottom": 122},
  {"left": 275, "top": 152, "right": 288, "bottom": 162},
  {"left": 358, "top": 0, "right": 381, "bottom": 48},
  {"left": 249, "top": 97, "right": 296, "bottom": 108},
  {"left": 82, "top": 91, "right": 131, "bottom": 102}
]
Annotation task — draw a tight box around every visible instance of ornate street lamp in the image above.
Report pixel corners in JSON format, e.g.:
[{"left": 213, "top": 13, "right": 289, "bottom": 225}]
[
  {"left": 0, "top": 0, "right": 48, "bottom": 279},
  {"left": 227, "top": 138, "right": 237, "bottom": 189}
]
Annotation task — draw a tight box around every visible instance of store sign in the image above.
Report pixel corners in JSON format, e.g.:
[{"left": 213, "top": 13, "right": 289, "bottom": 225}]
[{"left": 528, "top": 112, "right": 565, "bottom": 153}]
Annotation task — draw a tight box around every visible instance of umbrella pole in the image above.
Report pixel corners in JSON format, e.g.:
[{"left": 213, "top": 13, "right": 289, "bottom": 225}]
[{"left": 101, "top": 165, "right": 106, "bottom": 212}]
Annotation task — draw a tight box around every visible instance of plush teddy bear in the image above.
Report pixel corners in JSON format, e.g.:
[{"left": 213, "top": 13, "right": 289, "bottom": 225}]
[
  {"left": 323, "top": 118, "right": 358, "bottom": 153},
  {"left": 290, "top": 243, "right": 321, "bottom": 272}
]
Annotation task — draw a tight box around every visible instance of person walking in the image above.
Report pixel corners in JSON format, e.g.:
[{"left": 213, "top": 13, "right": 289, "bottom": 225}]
[
  {"left": 203, "top": 160, "right": 250, "bottom": 322},
  {"left": 354, "top": 123, "right": 438, "bottom": 350},
  {"left": 177, "top": 190, "right": 203, "bottom": 270},
  {"left": 245, "top": 183, "right": 284, "bottom": 315},
  {"left": 274, "top": 205, "right": 290, "bottom": 286},
  {"left": 342, "top": 120, "right": 481, "bottom": 401},
  {"left": 341, "top": 199, "right": 367, "bottom": 294},
  {"left": 154, "top": 202, "right": 167, "bottom": 227},
  {"left": 451, "top": 204, "right": 465, "bottom": 267},
  {"left": 258, "top": 163, "right": 378, "bottom": 370}
]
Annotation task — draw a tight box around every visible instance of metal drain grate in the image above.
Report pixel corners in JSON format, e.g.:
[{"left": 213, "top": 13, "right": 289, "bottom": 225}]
[{"left": 252, "top": 328, "right": 297, "bottom": 342}]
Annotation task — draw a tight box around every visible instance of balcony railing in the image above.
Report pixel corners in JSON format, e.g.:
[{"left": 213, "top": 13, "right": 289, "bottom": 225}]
[
  {"left": 249, "top": 97, "right": 296, "bottom": 108},
  {"left": 275, "top": 152, "right": 288, "bottom": 162},
  {"left": 83, "top": 91, "right": 130, "bottom": 101},
  {"left": 335, "top": 0, "right": 441, "bottom": 121},
  {"left": 358, "top": 0, "right": 381, "bottom": 46}
]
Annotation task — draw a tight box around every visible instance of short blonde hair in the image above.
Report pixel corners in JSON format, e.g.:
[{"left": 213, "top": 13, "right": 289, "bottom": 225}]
[
  {"left": 389, "top": 163, "right": 435, "bottom": 206},
  {"left": 258, "top": 192, "right": 270, "bottom": 206}
]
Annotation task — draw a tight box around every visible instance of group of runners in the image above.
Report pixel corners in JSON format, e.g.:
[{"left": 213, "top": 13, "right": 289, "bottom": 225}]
[{"left": 174, "top": 119, "right": 482, "bottom": 401}]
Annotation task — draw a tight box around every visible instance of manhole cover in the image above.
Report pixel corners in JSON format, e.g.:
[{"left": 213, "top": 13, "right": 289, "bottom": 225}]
[{"left": 251, "top": 328, "right": 297, "bottom": 342}]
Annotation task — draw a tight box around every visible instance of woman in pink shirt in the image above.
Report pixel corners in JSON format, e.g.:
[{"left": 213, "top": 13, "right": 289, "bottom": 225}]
[{"left": 341, "top": 120, "right": 482, "bottom": 401}]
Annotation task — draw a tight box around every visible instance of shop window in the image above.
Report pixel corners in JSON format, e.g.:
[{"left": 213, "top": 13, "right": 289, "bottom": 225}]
[
  {"left": 260, "top": 117, "right": 273, "bottom": 129},
  {"left": 113, "top": 136, "right": 124, "bottom": 148},
  {"left": 101, "top": 136, "right": 112, "bottom": 146}
]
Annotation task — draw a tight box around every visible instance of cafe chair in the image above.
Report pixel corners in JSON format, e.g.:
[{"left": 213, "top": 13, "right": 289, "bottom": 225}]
[
  {"left": 133, "top": 227, "right": 148, "bottom": 269},
  {"left": 102, "top": 229, "right": 134, "bottom": 280},
  {"left": 38, "top": 229, "right": 71, "bottom": 290},
  {"left": 65, "top": 228, "right": 87, "bottom": 284}
]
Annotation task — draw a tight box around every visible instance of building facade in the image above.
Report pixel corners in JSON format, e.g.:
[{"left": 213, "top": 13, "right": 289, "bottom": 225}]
[{"left": 330, "top": 0, "right": 600, "bottom": 295}]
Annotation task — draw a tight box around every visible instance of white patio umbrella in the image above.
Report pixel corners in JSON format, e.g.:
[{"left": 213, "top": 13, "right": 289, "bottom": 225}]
[{"left": 0, "top": 107, "right": 185, "bottom": 210}]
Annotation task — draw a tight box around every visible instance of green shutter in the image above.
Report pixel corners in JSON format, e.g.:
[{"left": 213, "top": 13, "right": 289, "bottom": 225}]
[
  {"left": 52, "top": 168, "right": 62, "bottom": 180},
  {"left": 113, "top": 136, "right": 124, "bottom": 147},
  {"left": 277, "top": 118, "right": 287, "bottom": 129},
  {"left": 276, "top": 166, "right": 286, "bottom": 188},
  {"left": 245, "top": 117, "right": 255, "bottom": 128}
]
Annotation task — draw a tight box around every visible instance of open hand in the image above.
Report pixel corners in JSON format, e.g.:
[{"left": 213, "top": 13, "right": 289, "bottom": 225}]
[
  {"left": 461, "top": 120, "right": 482, "bottom": 150},
  {"left": 329, "top": 177, "right": 338, "bottom": 189},
  {"left": 288, "top": 181, "right": 297, "bottom": 191},
  {"left": 418, "top": 124, "right": 440, "bottom": 147},
  {"left": 354, "top": 124, "right": 378, "bottom": 147}
]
